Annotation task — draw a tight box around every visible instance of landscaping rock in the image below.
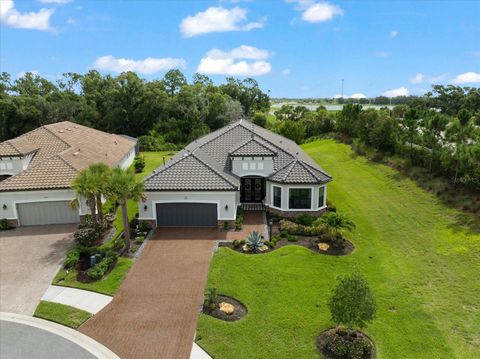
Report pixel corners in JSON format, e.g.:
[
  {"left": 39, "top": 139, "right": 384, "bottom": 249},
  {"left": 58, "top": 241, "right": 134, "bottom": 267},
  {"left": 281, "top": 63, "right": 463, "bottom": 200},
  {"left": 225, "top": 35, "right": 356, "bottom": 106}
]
[
  {"left": 219, "top": 302, "right": 235, "bottom": 315},
  {"left": 318, "top": 243, "right": 330, "bottom": 251}
]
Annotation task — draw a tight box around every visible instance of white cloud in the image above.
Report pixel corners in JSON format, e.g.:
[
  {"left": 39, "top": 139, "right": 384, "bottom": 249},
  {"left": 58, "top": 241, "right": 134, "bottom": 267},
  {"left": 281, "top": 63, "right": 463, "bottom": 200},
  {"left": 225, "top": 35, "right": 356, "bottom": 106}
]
[
  {"left": 40, "top": 0, "right": 72, "bottom": 4},
  {"left": 0, "top": 0, "right": 54, "bottom": 31},
  {"left": 179, "top": 6, "right": 264, "bottom": 37},
  {"left": 451, "top": 72, "right": 480, "bottom": 84},
  {"left": 471, "top": 51, "right": 480, "bottom": 58},
  {"left": 281, "top": 68, "right": 291, "bottom": 75},
  {"left": 350, "top": 93, "right": 367, "bottom": 99},
  {"left": 66, "top": 16, "right": 75, "bottom": 24},
  {"left": 92, "top": 55, "right": 186, "bottom": 74},
  {"left": 288, "top": 1, "right": 343, "bottom": 23},
  {"left": 197, "top": 45, "right": 271, "bottom": 76},
  {"left": 382, "top": 86, "right": 409, "bottom": 97},
  {"left": 409, "top": 72, "right": 448, "bottom": 84},
  {"left": 389, "top": 30, "right": 398, "bottom": 38},
  {"left": 374, "top": 51, "right": 389, "bottom": 58}
]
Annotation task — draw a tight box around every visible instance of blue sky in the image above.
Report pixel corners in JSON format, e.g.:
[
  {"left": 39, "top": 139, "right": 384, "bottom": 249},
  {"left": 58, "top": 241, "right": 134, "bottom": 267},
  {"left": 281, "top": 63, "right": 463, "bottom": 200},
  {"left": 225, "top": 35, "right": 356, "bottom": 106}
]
[{"left": 1, "top": 0, "right": 479, "bottom": 98}]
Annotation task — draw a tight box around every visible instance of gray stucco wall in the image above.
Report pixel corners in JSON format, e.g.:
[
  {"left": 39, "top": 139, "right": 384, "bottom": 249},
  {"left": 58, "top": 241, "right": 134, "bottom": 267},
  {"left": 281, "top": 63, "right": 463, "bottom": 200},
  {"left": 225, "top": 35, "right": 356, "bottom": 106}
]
[{"left": 231, "top": 157, "right": 274, "bottom": 177}]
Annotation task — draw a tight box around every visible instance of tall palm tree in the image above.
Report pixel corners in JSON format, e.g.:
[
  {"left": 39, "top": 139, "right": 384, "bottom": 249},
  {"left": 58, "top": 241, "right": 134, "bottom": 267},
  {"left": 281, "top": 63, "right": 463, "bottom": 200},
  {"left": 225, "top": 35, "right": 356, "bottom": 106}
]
[
  {"left": 106, "top": 167, "right": 144, "bottom": 251},
  {"left": 71, "top": 169, "right": 97, "bottom": 226},
  {"left": 89, "top": 163, "right": 111, "bottom": 224}
]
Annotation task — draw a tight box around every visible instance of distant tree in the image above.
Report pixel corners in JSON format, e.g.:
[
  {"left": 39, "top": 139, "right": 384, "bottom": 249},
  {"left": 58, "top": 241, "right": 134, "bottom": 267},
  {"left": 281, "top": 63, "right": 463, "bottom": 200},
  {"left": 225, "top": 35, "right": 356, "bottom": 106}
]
[
  {"left": 192, "top": 73, "right": 213, "bottom": 87},
  {"left": 220, "top": 77, "right": 270, "bottom": 116},
  {"left": 252, "top": 112, "right": 267, "bottom": 128},
  {"left": 163, "top": 69, "right": 187, "bottom": 96},
  {"left": 402, "top": 107, "right": 420, "bottom": 161},
  {"left": 278, "top": 120, "right": 305, "bottom": 144},
  {"left": 337, "top": 104, "right": 362, "bottom": 137},
  {"left": 422, "top": 113, "right": 448, "bottom": 173}
]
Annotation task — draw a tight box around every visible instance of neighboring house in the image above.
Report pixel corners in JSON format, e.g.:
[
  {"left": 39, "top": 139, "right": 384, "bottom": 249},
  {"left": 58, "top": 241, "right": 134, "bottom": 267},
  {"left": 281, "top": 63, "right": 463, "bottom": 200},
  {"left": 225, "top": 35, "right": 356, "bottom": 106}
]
[
  {"left": 0, "top": 121, "right": 137, "bottom": 227},
  {"left": 140, "top": 119, "right": 331, "bottom": 228}
]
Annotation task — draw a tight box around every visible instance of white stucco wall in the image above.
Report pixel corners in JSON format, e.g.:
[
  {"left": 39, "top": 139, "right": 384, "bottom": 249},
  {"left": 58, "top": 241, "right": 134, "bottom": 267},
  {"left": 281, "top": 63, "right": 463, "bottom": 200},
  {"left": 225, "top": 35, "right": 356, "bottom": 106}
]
[
  {"left": 139, "top": 191, "right": 238, "bottom": 222},
  {"left": 0, "top": 153, "right": 34, "bottom": 176},
  {"left": 231, "top": 157, "right": 274, "bottom": 177},
  {"left": 0, "top": 189, "right": 90, "bottom": 220},
  {"left": 118, "top": 146, "right": 136, "bottom": 169},
  {"left": 265, "top": 181, "right": 327, "bottom": 211}
]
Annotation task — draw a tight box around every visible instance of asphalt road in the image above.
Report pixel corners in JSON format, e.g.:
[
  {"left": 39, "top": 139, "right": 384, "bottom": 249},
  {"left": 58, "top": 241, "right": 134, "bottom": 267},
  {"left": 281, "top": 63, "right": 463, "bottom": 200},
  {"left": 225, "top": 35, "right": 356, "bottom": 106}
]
[{"left": 0, "top": 320, "right": 95, "bottom": 359}]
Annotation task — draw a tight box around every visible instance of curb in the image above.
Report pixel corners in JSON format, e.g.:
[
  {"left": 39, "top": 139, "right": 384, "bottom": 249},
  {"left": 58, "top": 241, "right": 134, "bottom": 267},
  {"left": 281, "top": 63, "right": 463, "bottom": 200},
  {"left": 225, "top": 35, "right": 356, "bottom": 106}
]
[{"left": 0, "top": 312, "right": 120, "bottom": 359}]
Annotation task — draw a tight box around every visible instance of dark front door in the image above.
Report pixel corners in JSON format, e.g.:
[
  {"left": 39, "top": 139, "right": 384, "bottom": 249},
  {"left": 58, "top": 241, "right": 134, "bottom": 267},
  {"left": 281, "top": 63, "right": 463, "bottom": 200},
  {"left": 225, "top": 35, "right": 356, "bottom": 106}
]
[{"left": 241, "top": 177, "right": 265, "bottom": 202}]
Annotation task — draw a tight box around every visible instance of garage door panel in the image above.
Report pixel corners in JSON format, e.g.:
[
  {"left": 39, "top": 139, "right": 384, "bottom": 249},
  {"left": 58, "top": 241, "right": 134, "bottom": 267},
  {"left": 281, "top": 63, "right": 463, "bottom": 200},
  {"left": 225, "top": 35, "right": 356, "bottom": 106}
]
[
  {"left": 17, "top": 201, "right": 80, "bottom": 226},
  {"left": 156, "top": 203, "right": 217, "bottom": 227}
]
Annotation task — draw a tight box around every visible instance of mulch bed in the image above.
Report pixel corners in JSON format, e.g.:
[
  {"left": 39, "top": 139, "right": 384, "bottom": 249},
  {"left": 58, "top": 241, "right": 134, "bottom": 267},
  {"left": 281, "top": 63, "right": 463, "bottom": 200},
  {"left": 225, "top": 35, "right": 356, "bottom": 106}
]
[
  {"left": 75, "top": 254, "right": 115, "bottom": 283},
  {"left": 219, "top": 236, "right": 354, "bottom": 256},
  {"left": 202, "top": 295, "right": 248, "bottom": 322},
  {"left": 317, "top": 327, "right": 376, "bottom": 359}
]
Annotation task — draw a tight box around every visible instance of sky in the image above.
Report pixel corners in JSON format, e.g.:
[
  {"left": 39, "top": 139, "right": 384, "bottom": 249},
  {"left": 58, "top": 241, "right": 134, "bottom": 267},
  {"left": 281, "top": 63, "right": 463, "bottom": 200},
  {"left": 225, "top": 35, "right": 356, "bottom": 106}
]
[{"left": 1, "top": 0, "right": 479, "bottom": 98}]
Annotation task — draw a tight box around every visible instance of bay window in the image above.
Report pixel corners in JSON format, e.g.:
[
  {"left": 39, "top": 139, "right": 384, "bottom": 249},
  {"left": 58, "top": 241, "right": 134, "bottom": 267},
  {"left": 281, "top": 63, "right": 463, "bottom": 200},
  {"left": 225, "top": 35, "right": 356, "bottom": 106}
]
[
  {"left": 289, "top": 188, "right": 311, "bottom": 209},
  {"left": 273, "top": 186, "right": 282, "bottom": 208}
]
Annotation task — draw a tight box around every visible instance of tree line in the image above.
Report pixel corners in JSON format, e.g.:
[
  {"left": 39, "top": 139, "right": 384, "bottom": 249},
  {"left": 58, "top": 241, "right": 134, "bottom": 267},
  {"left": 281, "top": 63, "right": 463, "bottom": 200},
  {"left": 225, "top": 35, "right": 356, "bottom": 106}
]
[
  {"left": 267, "top": 85, "right": 480, "bottom": 190},
  {"left": 0, "top": 70, "right": 270, "bottom": 147}
]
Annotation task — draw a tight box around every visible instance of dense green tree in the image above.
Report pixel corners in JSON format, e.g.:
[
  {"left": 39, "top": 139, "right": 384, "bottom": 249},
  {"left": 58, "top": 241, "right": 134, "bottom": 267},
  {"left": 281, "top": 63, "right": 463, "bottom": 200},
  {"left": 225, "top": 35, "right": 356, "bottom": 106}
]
[
  {"left": 220, "top": 77, "right": 270, "bottom": 116},
  {"left": 252, "top": 112, "right": 267, "bottom": 128},
  {"left": 422, "top": 113, "right": 449, "bottom": 173},
  {"left": 278, "top": 120, "right": 305, "bottom": 144},
  {"left": 162, "top": 69, "right": 187, "bottom": 96}
]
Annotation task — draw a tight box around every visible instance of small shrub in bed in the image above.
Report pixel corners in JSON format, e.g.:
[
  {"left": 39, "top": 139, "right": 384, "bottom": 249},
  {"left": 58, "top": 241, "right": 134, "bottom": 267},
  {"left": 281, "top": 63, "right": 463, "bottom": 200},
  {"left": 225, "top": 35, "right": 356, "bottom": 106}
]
[
  {"left": 245, "top": 231, "right": 266, "bottom": 252},
  {"left": 233, "top": 239, "right": 240, "bottom": 248},
  {"left": 135, "top": 235, "right": 145, "bottom": 244},
  {"left": 64, "top": 248, "right": 80, "bottom": 269},
  {"left": 287, "top": 234, "right": 298, "bottom": 242},
  {"left": 326, "top": 200, "right": 337, "bottom": 212},
  {"left": 0, "top": 218, "right": 10, "bottom": 230},
  {"left": 86, "top": 250, "right": 118, "bottom": 280},
  {"left": 133, "top": 155, "right": 146, "bottom": 173},
  {"left": 294, "top": 214, "right": 315, "bottom": 226},
  {"left": 74, "top": 227, "right": 100, "bottom": 247},
  {"left": 265, "top": 240, "right": 275, "bottom": 248},
  {"left": 280, "top": 230, "right": 288, "bottom": 238},
  {"left": 223, "top": 221, "right": 231, "bottom": 230},
  {"left": 323, "top": 327, "right": 373, "bottom": 359},
  {"left": 204, "top": 287, "right": 219, "bottom": 311}
]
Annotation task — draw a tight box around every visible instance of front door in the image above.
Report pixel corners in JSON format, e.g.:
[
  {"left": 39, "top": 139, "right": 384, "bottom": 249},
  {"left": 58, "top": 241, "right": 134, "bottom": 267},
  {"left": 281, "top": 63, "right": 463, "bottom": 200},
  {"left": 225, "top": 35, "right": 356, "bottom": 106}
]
[{"left": 241, "top": 177, "right": 265, "bottom": 202}]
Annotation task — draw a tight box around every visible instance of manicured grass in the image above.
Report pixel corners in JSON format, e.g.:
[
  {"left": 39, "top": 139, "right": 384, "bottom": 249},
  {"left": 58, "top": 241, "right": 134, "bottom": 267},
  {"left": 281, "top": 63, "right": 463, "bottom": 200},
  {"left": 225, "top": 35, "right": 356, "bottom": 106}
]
[
  {"left": 52, "top": 257, "right": 133, "bottom": 296},
  {"left": 196, "top": 139, "right": 480, "bottom": 358},
  {"left": 34, "top": 301, "right": 92, "bottom": 329}
]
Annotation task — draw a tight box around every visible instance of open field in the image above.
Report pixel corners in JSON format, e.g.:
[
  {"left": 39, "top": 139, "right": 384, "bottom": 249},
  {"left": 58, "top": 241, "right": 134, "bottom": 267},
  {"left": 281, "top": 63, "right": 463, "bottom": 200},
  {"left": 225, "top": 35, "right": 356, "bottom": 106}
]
[{"left": 196, "top": 139, "right": 480, "bottom": 358}]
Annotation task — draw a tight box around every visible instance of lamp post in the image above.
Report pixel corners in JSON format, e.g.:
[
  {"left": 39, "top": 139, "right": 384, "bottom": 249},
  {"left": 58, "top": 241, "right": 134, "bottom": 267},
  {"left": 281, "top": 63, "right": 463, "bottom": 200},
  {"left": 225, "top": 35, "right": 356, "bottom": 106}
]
[{"left": 268, "top": 220, "right": 273, "bottom": 240}]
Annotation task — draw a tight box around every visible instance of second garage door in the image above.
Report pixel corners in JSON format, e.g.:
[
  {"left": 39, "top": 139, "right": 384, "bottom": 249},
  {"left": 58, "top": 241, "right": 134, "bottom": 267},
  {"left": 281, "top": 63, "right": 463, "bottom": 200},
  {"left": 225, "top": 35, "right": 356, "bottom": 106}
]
[
  {"left": 17, "top": 201, "right": 80, "bottom": 226},
  {"left": 156, "top": 203, "right": 217, "bottom": 227}
]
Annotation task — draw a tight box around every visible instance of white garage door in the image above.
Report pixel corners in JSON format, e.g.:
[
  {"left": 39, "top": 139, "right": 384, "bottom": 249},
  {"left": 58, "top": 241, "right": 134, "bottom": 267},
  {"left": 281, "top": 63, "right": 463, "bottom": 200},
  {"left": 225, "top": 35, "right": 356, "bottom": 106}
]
[{"left": 17, "top": 201, "right": 80, "bottom": 226}]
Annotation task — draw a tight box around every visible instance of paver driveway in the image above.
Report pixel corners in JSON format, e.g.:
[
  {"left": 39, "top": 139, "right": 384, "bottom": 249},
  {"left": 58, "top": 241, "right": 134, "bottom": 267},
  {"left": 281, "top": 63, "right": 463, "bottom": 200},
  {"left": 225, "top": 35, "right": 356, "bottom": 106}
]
[
  {"left": 0, "top": 225, "right": 75, "bottom": 315},
  {"left": 80, "top": 228, "right": 216, "bottom": 359}
]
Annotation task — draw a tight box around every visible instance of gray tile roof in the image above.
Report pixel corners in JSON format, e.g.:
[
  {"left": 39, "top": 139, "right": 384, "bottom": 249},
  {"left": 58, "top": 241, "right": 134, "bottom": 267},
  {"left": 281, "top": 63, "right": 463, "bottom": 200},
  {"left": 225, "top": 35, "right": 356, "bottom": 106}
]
[
  {"left": 144, "top": 119, "right": 331, "bottom": 190},
  {"left": 268, "top": 159, "right": 332, "bottom": 184},
  {"left": 144, "top": 151, "right": 238, "bottom": 191},
  {"left": 229, "top": 137, "right": 277, "bottom": 157}
]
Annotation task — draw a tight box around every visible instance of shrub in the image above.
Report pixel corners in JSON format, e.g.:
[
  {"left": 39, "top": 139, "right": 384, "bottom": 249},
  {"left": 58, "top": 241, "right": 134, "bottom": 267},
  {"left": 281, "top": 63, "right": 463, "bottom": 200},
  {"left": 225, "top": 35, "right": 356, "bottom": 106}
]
[
  {"left": 271, "top": 235, "right": 280, "bottom": 244},
  {"left": 235, "top": 207, "right": 244, "bottom": 230},
  {"left": 233, "top": 239, "right": 240, "bottom": 248},
  {"left": 204, "top": 287, "right": 219, "bottom": 311},
  {"left": 328, "top": 270, "right": 376, "bottom": 328},
  {"left": 324, "top": 327, "right": 373, "bottom": 359},
  {"left": 320, "top": 211, "right": 356, "bottom": 235},
  {"left": 86, "top": 250, "right": 118, "bottom": 280},
  {"left": 138, "top": 220, "right": 150, "bottom": 232},
  {"left": 246, "top": 231, "right": 265, "bottom": 252},
  {"left": 135, "top": 236, "right": 145, "bottom": 244},
  {"left": 295, "top": 214, "right": 315, "bottom": 226},
  {"left": 287, "top": 234, "right": 298, "bottom": 242},
  {"left": 280, "top": 230, "right": 288, "bottom": 238},
  {"left": 133, "top": 155, "right": 146, "bottom": 173},
  {"left": 223, "top": 221, "right": 231, "bottom": 230},
  {"left": 0, "top": 218, "right": 10, "bottom": 230},
  {"left": 279, "top": 220, "right": 301, "bottom": 234},
  {"left": 326, "top": 200, "right": 337, "bottom": 212},
  {"left": 74, "top": 227, "right": 100, "bottom": 247},
  {"left": 64, "top": 248, "right": 80, "bottom": 269},
  {"left": 265, "top": 240, "right": 275, "bottom": 248}
]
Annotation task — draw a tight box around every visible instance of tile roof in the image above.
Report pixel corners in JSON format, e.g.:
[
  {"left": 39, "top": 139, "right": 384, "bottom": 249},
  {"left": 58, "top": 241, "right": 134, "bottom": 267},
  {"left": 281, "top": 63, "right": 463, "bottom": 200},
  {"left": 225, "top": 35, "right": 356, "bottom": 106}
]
[
  {"left": 268, "top": 159, "right": 332, "bottom": 184},
  {"left": 145, "top": 119, "right": 332, "bottom": 190},
  {"left": 229, "top": 136, "right": 277, "bottom": 157},
  {"left": 0, "top": 121, "right": 137, "bottom": 192},
  {"left": 144, "top": 151, "right": 238, "bottom": 191}
]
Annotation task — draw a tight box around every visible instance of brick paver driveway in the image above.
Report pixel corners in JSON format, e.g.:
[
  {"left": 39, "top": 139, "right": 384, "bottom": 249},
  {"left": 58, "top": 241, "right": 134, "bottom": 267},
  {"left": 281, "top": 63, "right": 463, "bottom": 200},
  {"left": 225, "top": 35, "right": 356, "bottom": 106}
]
[
  {"left": 80, "top": 228, "right": 216, "bottom": 359},
  {"left": 0, "top": 225, "right": 75, "bottom": 315}
]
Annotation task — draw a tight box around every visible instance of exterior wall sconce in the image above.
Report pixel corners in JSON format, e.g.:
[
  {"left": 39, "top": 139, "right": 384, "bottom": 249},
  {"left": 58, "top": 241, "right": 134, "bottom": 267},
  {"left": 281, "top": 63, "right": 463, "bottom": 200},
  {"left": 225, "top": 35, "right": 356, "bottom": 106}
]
[
  {"left": 144, "top": 205, "right": 148, "bottom": 211},
  {"left": 225, "top": 204, "right": 229, "bottom": 211},
  {"left": 2, "top": 204, "right": 6, "bottom": 210}
]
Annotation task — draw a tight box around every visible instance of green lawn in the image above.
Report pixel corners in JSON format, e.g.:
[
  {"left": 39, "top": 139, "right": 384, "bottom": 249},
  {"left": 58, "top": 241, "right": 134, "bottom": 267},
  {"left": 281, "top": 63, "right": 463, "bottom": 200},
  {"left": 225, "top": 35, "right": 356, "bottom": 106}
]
[
  {"left": 52, "top": 257, "right": 133, "bottom": 296},
  {"left": 34, "top": 301, "right": 91, "bottom": 329},
  {"left": 196, "top": 139, "right": 480, "bottom": 359}
]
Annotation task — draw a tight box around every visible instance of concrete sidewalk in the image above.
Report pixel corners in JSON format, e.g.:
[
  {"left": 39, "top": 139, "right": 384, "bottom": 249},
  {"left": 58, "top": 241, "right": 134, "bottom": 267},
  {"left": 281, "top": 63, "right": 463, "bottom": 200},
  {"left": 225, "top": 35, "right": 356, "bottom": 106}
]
[{"left": 41, "top": 286, "right": 112, "bottom": 314}]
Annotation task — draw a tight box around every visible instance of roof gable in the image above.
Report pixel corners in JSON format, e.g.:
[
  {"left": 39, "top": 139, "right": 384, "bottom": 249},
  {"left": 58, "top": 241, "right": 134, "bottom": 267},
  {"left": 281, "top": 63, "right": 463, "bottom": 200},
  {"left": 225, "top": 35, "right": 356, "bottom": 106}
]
[
  {"left": 229, "top": 136, "right": 277, "bottom": 157},
  {"left": 144, "top": 152, "right": 238, "bottom": 191},
  {"left": 268, "top": 159, "right": 331, "bottom": 184}
]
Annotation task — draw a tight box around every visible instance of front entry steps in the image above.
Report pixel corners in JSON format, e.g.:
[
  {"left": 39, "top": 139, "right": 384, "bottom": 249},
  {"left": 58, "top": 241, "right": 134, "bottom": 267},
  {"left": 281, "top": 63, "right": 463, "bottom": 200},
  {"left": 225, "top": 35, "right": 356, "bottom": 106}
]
[{"left": 241, "top": 203, "right": 265, "bottom": 211}]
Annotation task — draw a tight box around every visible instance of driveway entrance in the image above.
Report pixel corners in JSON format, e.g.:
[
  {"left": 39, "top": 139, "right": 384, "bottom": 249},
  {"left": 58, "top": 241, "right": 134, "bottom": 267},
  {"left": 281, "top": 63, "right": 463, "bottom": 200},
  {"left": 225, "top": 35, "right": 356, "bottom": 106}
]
[
  {"left": 80, "top": 228, "right": 216, "bottom": 359},
  {"left": 0, "top": 225, "right": 75, "bottom": 315}
]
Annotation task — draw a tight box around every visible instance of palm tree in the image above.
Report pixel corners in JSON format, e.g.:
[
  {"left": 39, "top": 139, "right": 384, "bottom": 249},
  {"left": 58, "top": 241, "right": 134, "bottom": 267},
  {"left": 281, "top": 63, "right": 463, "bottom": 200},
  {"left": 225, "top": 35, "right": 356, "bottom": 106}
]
[
  {"left": 320, "top": 212, "right": 356, "bottom": 236},
  {"left": 106, "top": 167, "right": 144, "bottom": 251},
  {"left": 71, "top": 169, "right": 97, "bottom": 226},
  {"left": 89, "top": 163, "right": 111, "bottom": 224}
]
